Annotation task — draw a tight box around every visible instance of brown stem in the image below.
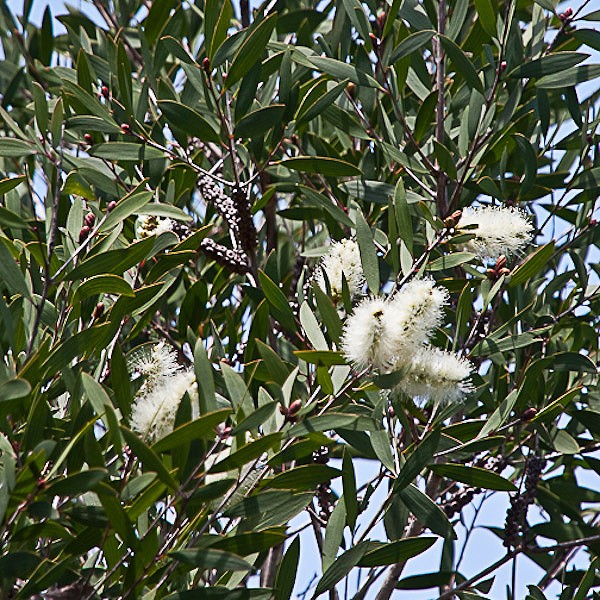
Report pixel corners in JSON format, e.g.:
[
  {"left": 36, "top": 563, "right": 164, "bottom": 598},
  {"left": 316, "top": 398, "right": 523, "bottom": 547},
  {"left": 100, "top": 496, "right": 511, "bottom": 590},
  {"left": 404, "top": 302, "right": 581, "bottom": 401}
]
[{"left": 434, "top": 0, "right": 447, "bottom": 218}]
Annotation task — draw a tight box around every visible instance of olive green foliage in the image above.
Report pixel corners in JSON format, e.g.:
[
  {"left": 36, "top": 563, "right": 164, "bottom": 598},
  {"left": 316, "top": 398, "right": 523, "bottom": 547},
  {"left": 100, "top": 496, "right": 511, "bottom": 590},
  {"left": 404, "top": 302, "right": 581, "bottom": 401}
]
[{"left": 0, "top": 0, "right": 599, "bottom": 598}]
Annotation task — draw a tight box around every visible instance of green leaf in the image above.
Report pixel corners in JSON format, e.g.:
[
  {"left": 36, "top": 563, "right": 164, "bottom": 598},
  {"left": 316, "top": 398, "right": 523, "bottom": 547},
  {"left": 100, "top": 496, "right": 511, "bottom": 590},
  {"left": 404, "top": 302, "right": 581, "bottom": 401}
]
[
  {"left": 478, "top": 390, "right": 518, "bottom": 437},
  {"left": 153, "top": 409, "right": 230, "bottom": 452},
  {"left": 398, "top": 484, "right": 455, "bottom": 539},
  {"left": 159, "top": 100, "right": 221, "bottom": 144},
  {"left": 513, "top": 134, "right": 537, "bottom": 194},
  {"left": 0, "top": 552, "right": 40, "bottom": 578},
  {"left": 268, "top": 464, "right": 341, "bottom": 490},
  {"left": 536, "top": 64, "right": 600, "bottom": 88},
  {"left": 274, "top": 536, "right": 300, "bottom": 600},
  {"left": 293, "top": 350, "right": 346, "bottom": 365},
  {"left": 224, "top": 490, "right": 313, "bottom": 519},
  {"left": 120, "top": 427, "right": 178, "bottom": 490},
  {"left": 164, "top": 589, "right": 271, "bottom": 600},
  {"left": 429, "top": 464, "right": 517, "bottom": 491},
  {"left": 553, "top": 430, "right": 579, "bottom": 454},
  {"left": 474, "top": 0, "right": 496, "bottom": 36},
  {"left": 308, "top": 56, "right": 383, "bottom": 89},
  {"left": 100, "top": 190, "right": 153, "bottom": 232},
  {"left": 0, "top": 175, "right": 26, "bottom": 196},
  {"left": 358, "top": 536, "right": 437, "bottom": 567},
  {"left": 299, "top": 301, "right": 328, "bottom": 350},
  {"left": 75, "top": 274, "right": 135, "bottom": 300},
  {"left": 171, "top": 548, "right": 252, "bottom": 571},
  {"left": 394, "top": 430, "right": 440, "bottom": 491},
  {"left": 143, "top": 0, "right": 177, "bottom": 45},
  {"left": 509, "top": 52, "right": 589, "bottom": 78},
  {"left": 234, "top": 104, "right": 285, "bottom": 138},
  {"left": 342, "top": 448, "right": 358, "bottom": 528},
  {"left": 41, "top": 324, "right": 112, "bottom": 377},
  {"left": 226, "top": 14, "right": 277, "bottom": 87},
  {"left": 296, "top": 80, "right": 347, "bottom": 125},
  {"left": 0, "top": 378, "right": 31, "bottom": 401},
  {"left": 210, "top": 432, "right": 282, "bottom": 472},
  {"left": 230, "top": 402, "right": 276, "bottom": 435},
  {"left": 571, "top": 166, "right": 600, "bottom": 190},
  {"left": 194, "top": 341, "right": 218, "bottom": 414},
  {"left": 258, "top": 270, "right": 297, "bottom": 332},
  {"left": 439, "top": 35, "right": 483, "bottom": 93},
  {"left": 89, "top": 142, "right": 165, "bottom": 161},
  {"left": 509, "top": 242, "right": 555, "bottom": 287},
  {"left": 205, "top": 0, "right": 234, "bottom": 59},
  {"left": 315, "top": 543, "right": 370, "bottom": 594},
  {"left": 278, "top": 156, "right": 362, "bottom": 177},
  {"left": 355, "top": 209, "right": 380, "bottom": 292},
  {"left": 212, "top": 531, "right": 286, "bottom": 555},
  {"left": 287, "top": 413, "right": 378, "bottom": 437},
  {"left": 45, "top": 468, "right": 107, "bottom": 497},
  {"left": 428, "top": 252, "right": 475, "bottom": 271},
  {"left": 0, "top": 237, "right": 31, "bottom": 299},
  {"left": 67, "top": 115, "right": 121, "bottom": 134},
  {"left": 389, "top": 30, "right": 435, "bottom": 63},
  {"left": 0, "top": 139, "right": 35, "bottom": 157},
  {"left": 65, "top": 237, "right": 155, "bottom": 281},
  {"left": 471, "top": 332, "right": 541, "bottom": 357},
  {"left": 573, "top": 557, "right": 599, "bottom": 600}
]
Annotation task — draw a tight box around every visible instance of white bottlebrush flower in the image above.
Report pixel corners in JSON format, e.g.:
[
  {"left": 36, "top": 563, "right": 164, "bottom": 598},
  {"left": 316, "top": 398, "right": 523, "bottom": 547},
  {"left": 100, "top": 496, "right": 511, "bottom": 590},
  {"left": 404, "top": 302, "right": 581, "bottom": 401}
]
[
  {"left": 129, "top": 342, "right": 199, "bottom": 443},
  {"left": 341, "top": 278, "right": 449, "bottom": 371},
  {"left": 341, "top": 297, "right": 392, "bottom": 370},
  {"left": 315, "top": 239, "right": 364, "bottom": 299},
  {"left": 384, "top": 278, "right": 449, "bottom": 360},
  {"left": 133, "top": 340, "right": 180, "bottom": 393},
  {"left": 397, "top": 346, "right": 473, "bottom": 405},
  {"left": 457, "top": 205, "right": 534, "bottom": 259},
  {"left": 135, "top": 214, "right": 175, "bottom": 239},
  {"left": 130, "top": 370, "right": 198, "bottom": 443}
]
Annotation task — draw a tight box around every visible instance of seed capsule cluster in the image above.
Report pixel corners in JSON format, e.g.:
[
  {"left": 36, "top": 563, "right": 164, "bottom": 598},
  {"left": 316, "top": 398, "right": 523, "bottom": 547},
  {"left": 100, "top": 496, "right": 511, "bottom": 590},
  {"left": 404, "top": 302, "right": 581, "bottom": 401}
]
[
  {"left": 503, "top": 455, "right": 545, "bottom": 548},
  {"left": 313, "top": 447, "right": 333, "bottom": 522},
  {"left": 200, "top": 238, "right": 250, "bottom": 274},
  {"left": 197, "top": 176, "right": 257, "bottom": 273}
]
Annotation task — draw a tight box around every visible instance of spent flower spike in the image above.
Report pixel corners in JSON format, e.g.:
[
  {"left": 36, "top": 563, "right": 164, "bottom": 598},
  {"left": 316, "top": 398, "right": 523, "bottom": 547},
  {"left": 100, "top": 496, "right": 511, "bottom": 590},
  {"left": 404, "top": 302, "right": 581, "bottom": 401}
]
[{"left": 457, "top": 205, "right": 534, "bottom": 260}]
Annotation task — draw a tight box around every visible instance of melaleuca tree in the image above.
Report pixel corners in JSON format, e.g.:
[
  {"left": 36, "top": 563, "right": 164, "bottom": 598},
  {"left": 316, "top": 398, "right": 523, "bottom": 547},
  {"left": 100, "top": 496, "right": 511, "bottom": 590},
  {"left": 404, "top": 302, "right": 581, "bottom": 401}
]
[{"left": 0, "top": 0, "right": 599, "bottom": 598}]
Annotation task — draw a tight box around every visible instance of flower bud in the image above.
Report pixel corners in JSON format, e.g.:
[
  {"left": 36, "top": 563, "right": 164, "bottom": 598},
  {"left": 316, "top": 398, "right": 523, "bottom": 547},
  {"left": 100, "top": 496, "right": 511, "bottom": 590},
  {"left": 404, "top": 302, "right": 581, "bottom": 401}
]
[
  {"left": 84, "top": 133, "right": 93, "bottom": 144},
  {"left": 499, "top": 61, "right": 507, "bottom": 73},
  {"left": 202, "top": 57, "right": 211, "bottom": 73},
  {"left": 79, "top": 225, "right": 91, "bottom": 243},
  {"left": 93, "top": 303, "right": 105, "bottom": 319},
  {"left": 288, "top": 399, "right": 302, "bottom": 416},
  {"left": 84, "top": 212, "right": 96, "bottom": 227},
  {"left": 107, "top": 200, "right": 117, "bottom": 212},
  {"left": 120, "top": 123, "right": 132, "bottom": 135},
  {"left": 495, "top": 255, "right": 507, "bottom": 270},
  {"left": 521, "top": 407, "right": 537, "bottom": 421},
  {"left": 100, "top": 85, "right": 109, "bottom": 98}
]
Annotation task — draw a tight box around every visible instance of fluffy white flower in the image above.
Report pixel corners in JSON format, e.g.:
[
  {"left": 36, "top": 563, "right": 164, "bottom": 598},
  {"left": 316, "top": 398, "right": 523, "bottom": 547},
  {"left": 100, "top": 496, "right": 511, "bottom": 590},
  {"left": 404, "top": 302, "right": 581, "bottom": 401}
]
[
  {"left": 133, "top": 341, "right": 180, "bottom": 393},
  {"left": 135, "top": 214, "right": 175, "bottom": 239},
  {"left": 341, "top": 297, "right": 391, "bottom": 369},
  {"left": 130, "top": 370, "right": 198, "bottom": 443},
  {"left": 129, "top": 342, "right": 199, "bottom": 442},
  {"left": 384, "top": 278, "right": 449, "bottom": 360},
  {"left": 397, "top": 346, "right": 473, "bottom": 405},
  {"left": 457, "top": 205, "right": 534, "bottom": 259},
  {"left": 315, "top": 239, "right": 364, "bottom": 299},
  {"left": 341, "top": 279, "right": 449, "bottom": 371}
]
